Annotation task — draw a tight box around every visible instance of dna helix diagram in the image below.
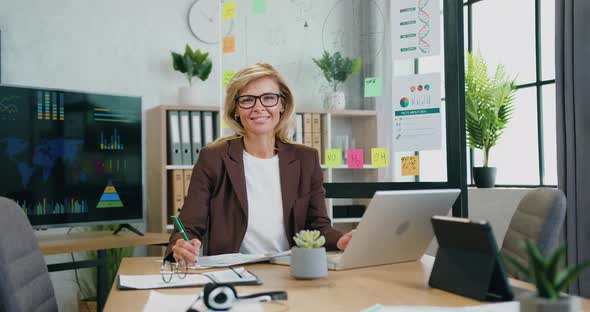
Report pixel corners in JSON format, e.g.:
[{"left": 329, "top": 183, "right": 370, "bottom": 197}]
[{"left": 417, "top": 0, "right": 432, "bottom": 54}]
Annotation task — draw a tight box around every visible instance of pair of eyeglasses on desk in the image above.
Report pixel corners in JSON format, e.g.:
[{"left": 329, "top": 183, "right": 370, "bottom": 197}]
[
  {"left": 160, "top": 260, "right": 246, "bottom": 283},
  {"left": 160, "top": 260, "right": 188, "bottom": 282}
]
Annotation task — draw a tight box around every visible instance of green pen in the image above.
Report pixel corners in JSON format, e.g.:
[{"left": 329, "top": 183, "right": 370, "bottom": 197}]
[{"left": 171, "top": 216, "right": 189, "bottom": 241}]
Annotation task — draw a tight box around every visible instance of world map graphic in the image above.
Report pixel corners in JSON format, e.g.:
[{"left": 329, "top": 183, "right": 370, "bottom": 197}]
[{"left": 0, "top": 137, "right": 86, "bottom": 188}]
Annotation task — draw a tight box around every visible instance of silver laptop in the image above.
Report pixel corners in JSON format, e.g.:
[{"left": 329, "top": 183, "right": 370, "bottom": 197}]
[{"left": 326, "top": 189, "right": 460, "bottom": 270}]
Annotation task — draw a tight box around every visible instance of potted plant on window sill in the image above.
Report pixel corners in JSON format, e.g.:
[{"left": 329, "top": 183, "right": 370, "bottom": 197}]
[
  {"left": 465, "top": 51, "right": 517, "bottom": 188},
  {"left": 171, "top": 44, "right": 212, "bottom": 105},
  {"left": 313, "top": 51, "right": 362, "bottom": 112},
  {"left": 290, "top": 230, "right": 328, "bottom": 279},
  {"left": 506, "top": 241, "right": 590, "bottom": 312}
]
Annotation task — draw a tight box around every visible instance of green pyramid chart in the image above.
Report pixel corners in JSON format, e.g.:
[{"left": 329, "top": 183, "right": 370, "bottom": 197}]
[{"left": 96, "top": 180, "right": 124, "bottom": 208}]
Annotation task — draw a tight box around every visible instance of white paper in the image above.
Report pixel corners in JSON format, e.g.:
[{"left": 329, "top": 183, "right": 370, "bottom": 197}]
[
  {"left": 120, "top": 274, "right": 210, "bottom": 290},
  {"left": 392, "top": 0, "right": 441, "bottom": 59},
  {"left": 143, "top": 291, "right": 197, "bottom": 312},
  {"left": 143, "top": 291, "right": 263, "bottom": 312},
  {"left": 361, "top": 302, "right": 519, "bottom": 312},
  {"left": 392, "top": 73, "right": 442, "bottom": 152},
  {"left": 190, "top": 251, "right": 291, "bottom": 268},
  {"left": 119, "top": 267, "right": 256, "bottom": 289}
]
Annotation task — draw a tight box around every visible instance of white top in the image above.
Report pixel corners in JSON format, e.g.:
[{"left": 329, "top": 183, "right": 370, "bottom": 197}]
[{"left": 239, "top": 151, "right": 290, "bottom": 254}]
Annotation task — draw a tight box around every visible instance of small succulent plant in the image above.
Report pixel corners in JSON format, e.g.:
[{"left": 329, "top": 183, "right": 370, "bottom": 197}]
[{"left": 293, "top": 230, "right": 326, "bottom": 248}]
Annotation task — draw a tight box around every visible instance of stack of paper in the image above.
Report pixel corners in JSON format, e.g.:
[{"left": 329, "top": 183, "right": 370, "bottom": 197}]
[
  {"left": 190, "top": 251, "right": 291, "bottom": 268},
  {"left": 143, "top": 291, "right": 263, "bottom": 312},
  {"left": 361, "top": 302, "right": 519, "bottom": 312},
  {"left": 119, "top": 267, "right": 258, "bottom": 290}
]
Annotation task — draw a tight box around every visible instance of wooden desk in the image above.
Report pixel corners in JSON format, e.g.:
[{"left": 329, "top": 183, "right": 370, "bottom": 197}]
[
  {"left": 105, "top": 256, "right": 590, "bottom": 311},
  {"left": 38, "top": 231, "right": 169, "bottom": 312}
]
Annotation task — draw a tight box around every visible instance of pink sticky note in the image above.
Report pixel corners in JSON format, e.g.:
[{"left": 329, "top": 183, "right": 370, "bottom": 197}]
[{"left": 347, "top": 149, "right": 364, "bottom": 168}]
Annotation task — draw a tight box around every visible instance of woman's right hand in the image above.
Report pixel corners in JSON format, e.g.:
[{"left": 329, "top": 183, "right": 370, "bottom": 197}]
[{"left": 171, "top": 238, "right": 202, "bottom": 265}]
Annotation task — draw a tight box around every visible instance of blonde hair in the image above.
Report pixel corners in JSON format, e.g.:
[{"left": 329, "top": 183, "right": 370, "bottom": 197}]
[{"left": 219, "top": 63, "right": 295, "bottom": 143}]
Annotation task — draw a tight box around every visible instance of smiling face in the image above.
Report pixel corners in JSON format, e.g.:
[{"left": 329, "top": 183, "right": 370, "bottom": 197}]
[{"left": 235, "top": 77, "right": 284, "bottom": 138}]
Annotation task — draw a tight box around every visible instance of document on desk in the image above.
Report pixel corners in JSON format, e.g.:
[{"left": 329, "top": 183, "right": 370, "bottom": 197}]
[
  {"left": 190, "top": 251, "right": 291, "bottom": 269},
  {"left": 361, "top": 302, "right": 519, "bottom": 312},
  {"left": 119, "top": 267, "right": 259, "bottom": 290},
  {"left": 143, "top": 291, "right": 263, "bottom": 312}
]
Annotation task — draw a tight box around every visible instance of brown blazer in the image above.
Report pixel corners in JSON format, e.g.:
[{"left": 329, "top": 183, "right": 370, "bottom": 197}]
[{"left": 164, "top": 137, "right": 343, "bottom": 260}]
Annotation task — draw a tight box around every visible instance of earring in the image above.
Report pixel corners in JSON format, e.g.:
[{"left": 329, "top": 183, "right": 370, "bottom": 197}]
[{"left": 234, "top": 114, "right": 239, "bottom": 120}]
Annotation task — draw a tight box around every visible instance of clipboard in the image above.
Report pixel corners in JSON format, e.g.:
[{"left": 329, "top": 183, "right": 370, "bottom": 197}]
[
  {"left": 117, "top": 267, "right": 262, "bottom": 290},
  {"left": 428, "top": 216, "right": 514, "bottom": 301}
]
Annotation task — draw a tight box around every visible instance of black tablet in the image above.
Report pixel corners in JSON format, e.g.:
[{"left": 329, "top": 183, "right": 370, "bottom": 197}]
[{"left": 428, "top": 216, "right": 514, "bottom": 301}]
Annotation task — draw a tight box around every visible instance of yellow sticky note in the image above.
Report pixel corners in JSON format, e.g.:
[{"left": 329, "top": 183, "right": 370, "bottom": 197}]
[
  {"left": 371, "top": 148, "right": 389, "bottom": 168},
  {"left": 325, "top": 149, "right": 342, "bottom": 167},
  {"left": 223, "top": 70, "right": 235, "bottom": 87},
  {"left": 223, "top": 36, "right": 235, "bottom": 53},
  {"left": 223, "top": 1, "right": 236, "bottom": 20},
  {"left": 401, "top": 155, "right": 420, "bottom": 176},
  {"left": 221, "top": 119, "right": 229, "bottom": 129}
]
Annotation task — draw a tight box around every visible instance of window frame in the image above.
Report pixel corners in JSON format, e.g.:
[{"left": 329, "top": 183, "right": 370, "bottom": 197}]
[{"left": 464, "top": 0, "right": 554, "bottom": 187}]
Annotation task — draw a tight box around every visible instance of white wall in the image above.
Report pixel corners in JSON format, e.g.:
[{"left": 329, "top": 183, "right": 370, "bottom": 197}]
[{"left": 0, "top": 1, "right": 221, "bottom": 311}]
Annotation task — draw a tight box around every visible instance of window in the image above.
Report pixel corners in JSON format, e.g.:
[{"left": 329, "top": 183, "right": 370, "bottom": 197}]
[{"left": 464, "top": 0, "right": 556, "bottom": 186}]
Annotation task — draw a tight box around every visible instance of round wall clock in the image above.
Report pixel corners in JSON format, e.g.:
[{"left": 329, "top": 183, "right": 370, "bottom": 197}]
[{"left": 188, "top": 0, "right": 234, "bottom": 44}]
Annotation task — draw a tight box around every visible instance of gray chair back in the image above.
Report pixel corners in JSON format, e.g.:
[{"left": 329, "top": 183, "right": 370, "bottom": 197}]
[
  {"left": 500, "top": 188, "right": 566, "bottom": 280},
  {"left": 0, "top": 197, "right": 57, "bottom": 312}
]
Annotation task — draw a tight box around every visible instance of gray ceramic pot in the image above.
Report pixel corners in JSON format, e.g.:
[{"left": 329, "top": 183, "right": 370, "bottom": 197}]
[
  {"left": 290, "top": 247, "right": 328, "bottom": 279},
  {"left": 519, "top": 293, "right": 581, "bottom": 312}
]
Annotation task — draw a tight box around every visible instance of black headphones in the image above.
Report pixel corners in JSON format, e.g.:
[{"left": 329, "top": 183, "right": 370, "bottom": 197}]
[{"left": 202, "top": 283, "right": 288, "bottom": 311}]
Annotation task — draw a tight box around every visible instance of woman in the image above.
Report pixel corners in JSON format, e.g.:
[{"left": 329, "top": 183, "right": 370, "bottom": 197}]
[{"left": 165, "top": 63, "right": 353, "bottom": 264}]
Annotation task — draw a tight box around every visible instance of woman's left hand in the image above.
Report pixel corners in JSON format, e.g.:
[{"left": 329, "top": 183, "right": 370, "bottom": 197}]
[{"left": 336, "top": 230, "right": 354, "bottom": 250}]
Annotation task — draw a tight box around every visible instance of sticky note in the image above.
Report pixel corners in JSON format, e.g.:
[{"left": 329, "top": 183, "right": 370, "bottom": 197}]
[
  {"left": 364, "top": 77, "right": 383, "bottom": 97},
  {"left": 223, "top": 1, "right": 236, "bottom": 20},
  {"left": 347, "top": 149, "right": 364, "bottom": 169},
  {"left": 221, "top": 119, "right": 229, "bottom": 129},
  {"left": 401, "top": 155, "right": 420, "bottom": 176},
  {"left": 223, "top": 36, "right": 235, "bottom": 53},
  {"left": 325, "top": 149, "right": 343, "bottom": 167},
  {"left": 253, "top": 0, "right": 267, "bottom": 15},
  {"left": 223, "top": 70, "right": 235, "bottom": 87},
  {"left": 371, "top": 147, "right": 389, "bottom": 168}
]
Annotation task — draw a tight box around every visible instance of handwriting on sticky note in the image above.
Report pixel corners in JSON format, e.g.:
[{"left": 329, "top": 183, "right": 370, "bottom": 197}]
[
  {"left": 371, "top": 148, "right": 389, "bottom": 167},
  {"left": 325, "top": 149, "right": 342, "bottom": 167},
  {"left": 223, "top": 1, "right": 236, "bottom": 20},
  {"left": 223, "top": 36, "right": 235, "bottom": 53},
  {"left": 223, "top": 70, "right": 235, "bottom": 87},
  {"left": 347, "top": 149, "right": 364, "bottom": 168},
  {"left": 364, "top": 77, "right": 383, "bottom": 97},
  {"left": 253, "top": 0, "right": 267, "bottom": 15},
  {"left": 401, "top": 155, "right": 419, "bottom": 176}
]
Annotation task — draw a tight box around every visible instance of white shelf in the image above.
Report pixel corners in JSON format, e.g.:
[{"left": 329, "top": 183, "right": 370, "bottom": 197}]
[
  {"left": 332, "top": 218, "right": 362, "bottom": 223},
  {"left": 320, "top": 164, "right": 377, "bottom": 169},
  {"left": 166, "top": 165, "right": 194, "bottom": 170}
]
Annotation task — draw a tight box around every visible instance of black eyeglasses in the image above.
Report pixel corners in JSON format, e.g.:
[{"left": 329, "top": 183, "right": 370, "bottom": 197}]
[{"left": 234, "top": 93, "right": 283, "bottom": 109}]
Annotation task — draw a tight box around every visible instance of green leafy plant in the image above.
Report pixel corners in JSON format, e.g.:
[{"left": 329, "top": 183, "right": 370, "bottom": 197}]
[
  {"left": 313, "top": 51, "right": 362, "bottom": 92},
  {"left": 505, "top": 241, "right": 590, "bottom": 300},
  {"left": 293, "top": 230, "right": 326, "bottom": 248},
  {"left": 171, "top": 44, "right": 212, "bottom": 86},
  {"left": 77, "top": 225, "right": 135, "bottom": 300},
  {"left": 465, "top": 51, "right": 517, "bottom": 167}
]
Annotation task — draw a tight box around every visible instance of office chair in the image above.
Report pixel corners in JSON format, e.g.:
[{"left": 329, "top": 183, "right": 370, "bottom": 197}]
[
  {"left": 500, "top": 188, "right": 566, "bottom": 280},
  {"left": 0, "top": 197, "right": 58, "bottom": 312}
]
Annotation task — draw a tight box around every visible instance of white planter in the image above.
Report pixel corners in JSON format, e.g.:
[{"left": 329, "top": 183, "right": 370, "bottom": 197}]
[
  {"left": 519, "top": 293, "right": 581, "bottom": 312},
  {"left": 323, "top": 91, "right": 346, "bottom": 112},
  {"left": 178, "top": 85, "right": 200, "bottom": 105},
  {"left": 290, "top": 247, "right": 328, "bottom": 280}
]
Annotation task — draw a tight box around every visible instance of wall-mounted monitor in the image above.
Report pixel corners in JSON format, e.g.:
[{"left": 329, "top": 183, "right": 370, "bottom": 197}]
[{"left": 0, "top": 84, "right": 142, "bottom": 228}]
